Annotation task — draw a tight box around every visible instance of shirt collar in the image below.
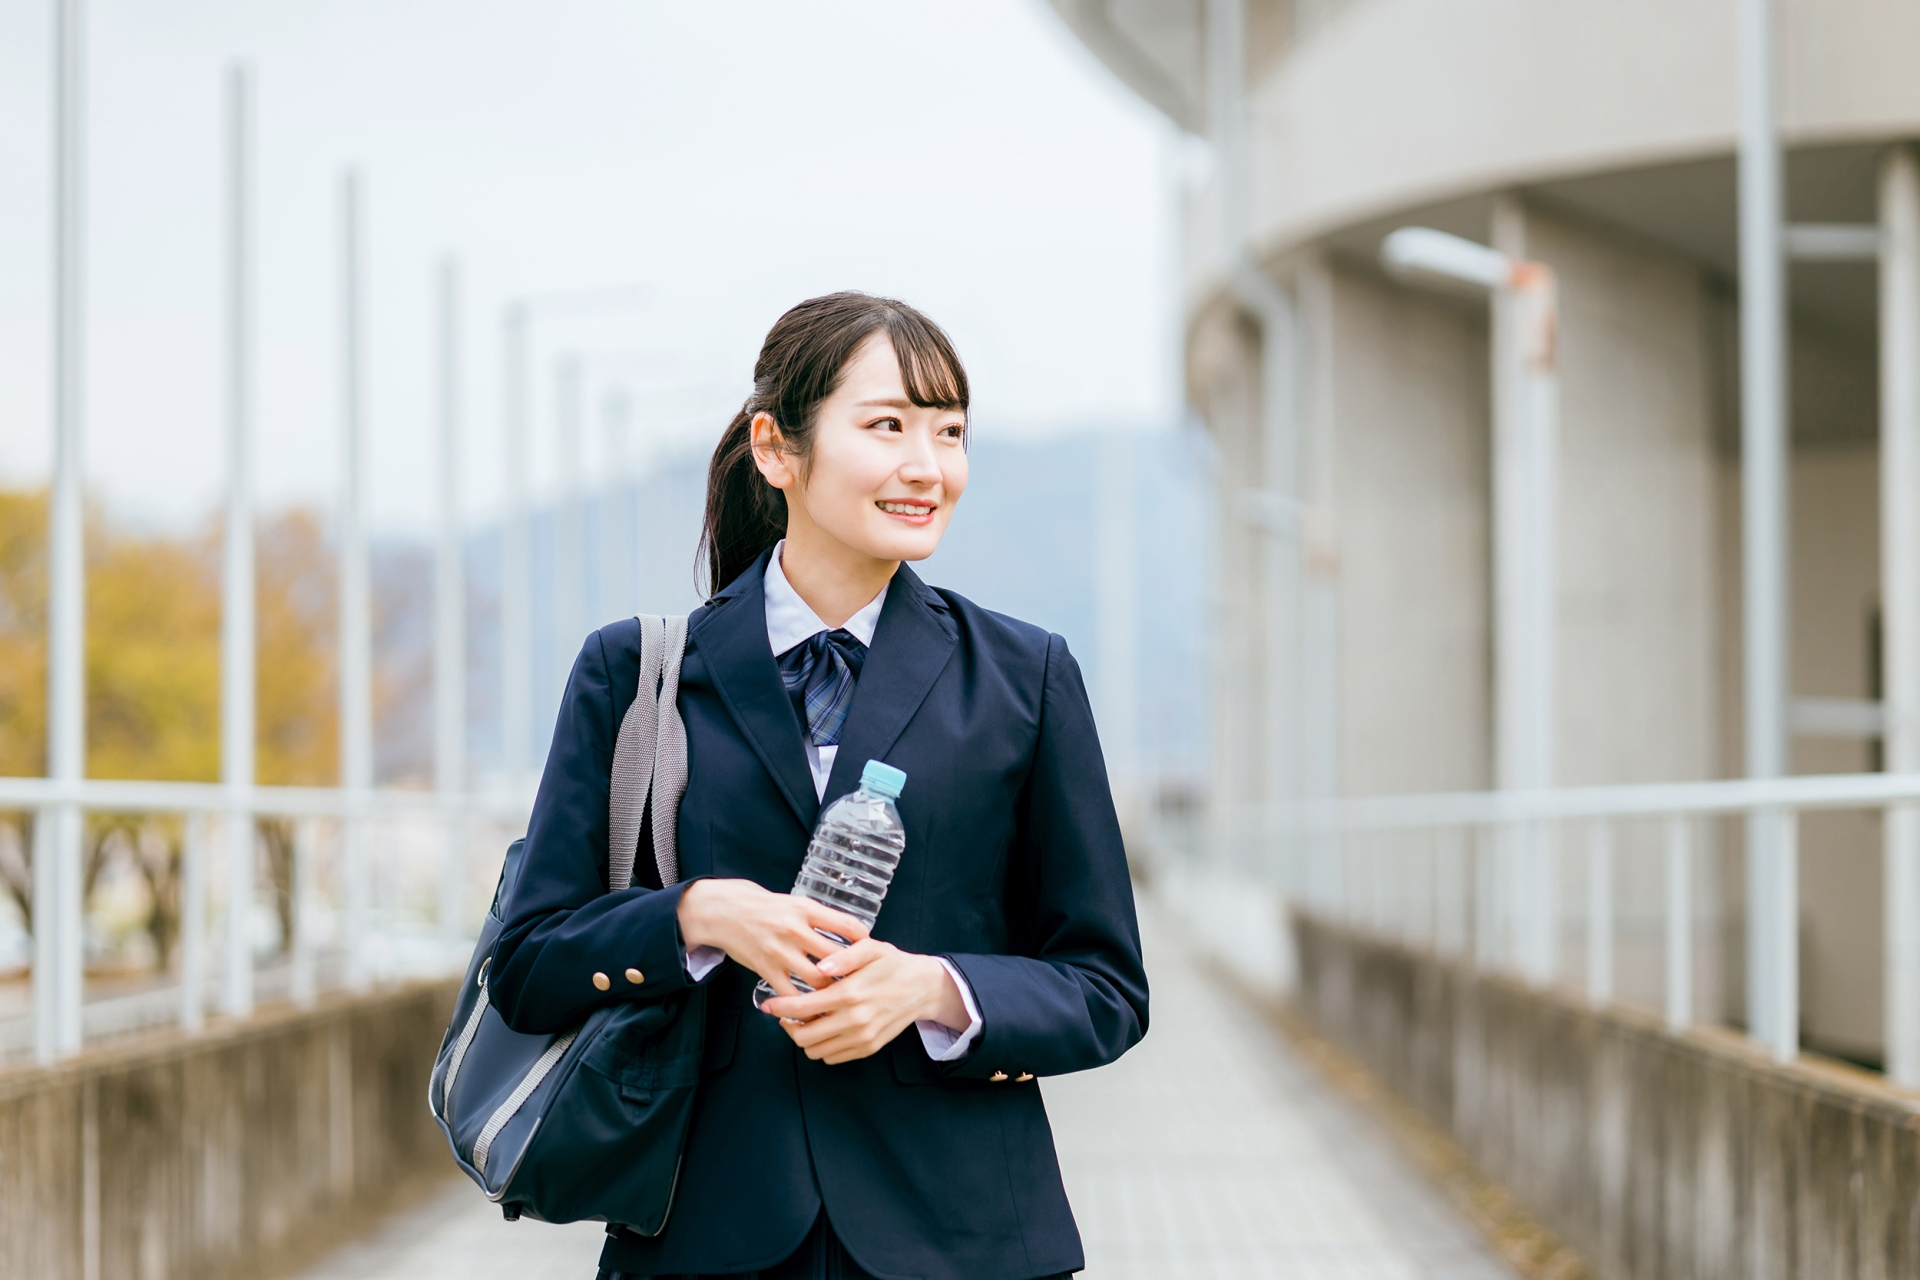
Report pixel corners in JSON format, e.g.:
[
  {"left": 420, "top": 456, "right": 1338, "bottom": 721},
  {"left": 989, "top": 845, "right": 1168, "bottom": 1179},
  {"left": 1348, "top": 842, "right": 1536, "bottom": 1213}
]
[{"left": 763, "top": 539, "right": 889, "bottom": 657}]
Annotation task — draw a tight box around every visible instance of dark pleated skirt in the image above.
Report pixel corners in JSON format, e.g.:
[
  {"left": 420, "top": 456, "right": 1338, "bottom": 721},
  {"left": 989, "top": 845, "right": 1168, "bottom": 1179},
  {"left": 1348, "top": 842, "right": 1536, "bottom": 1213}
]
[{"left": 596, "top": 1211, "right": 1074, "bottom": 1280}]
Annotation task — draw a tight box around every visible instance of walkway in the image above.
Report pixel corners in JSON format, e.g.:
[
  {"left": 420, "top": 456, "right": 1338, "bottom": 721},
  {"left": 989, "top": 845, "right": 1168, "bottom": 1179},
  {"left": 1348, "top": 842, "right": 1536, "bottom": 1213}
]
[{"left": 292, "top": 898, "right": 1514, "bottom": 1280}]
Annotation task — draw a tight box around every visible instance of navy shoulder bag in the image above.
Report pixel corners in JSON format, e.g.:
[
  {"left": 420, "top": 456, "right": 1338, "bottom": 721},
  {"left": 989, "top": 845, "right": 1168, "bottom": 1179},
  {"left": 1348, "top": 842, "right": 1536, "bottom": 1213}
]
[{"left": 428, "top": 613, "right": 704, "bottom": 1232}]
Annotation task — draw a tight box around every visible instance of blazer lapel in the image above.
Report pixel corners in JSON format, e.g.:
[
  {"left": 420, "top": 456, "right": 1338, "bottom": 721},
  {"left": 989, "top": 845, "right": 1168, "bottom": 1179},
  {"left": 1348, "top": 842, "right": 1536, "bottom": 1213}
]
[
  {"left": 823, "top": 565, "right": 958, "bottom": 805},
  {"left": 689, "top": 553, "right": 819, "bottom": 831}
]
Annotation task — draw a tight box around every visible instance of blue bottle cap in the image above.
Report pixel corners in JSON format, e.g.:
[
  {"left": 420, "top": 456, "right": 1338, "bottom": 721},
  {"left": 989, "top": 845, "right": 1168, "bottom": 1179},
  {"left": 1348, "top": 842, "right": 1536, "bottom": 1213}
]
[{"left": 860, "top": 759, "right": 907, "bottom": 799}]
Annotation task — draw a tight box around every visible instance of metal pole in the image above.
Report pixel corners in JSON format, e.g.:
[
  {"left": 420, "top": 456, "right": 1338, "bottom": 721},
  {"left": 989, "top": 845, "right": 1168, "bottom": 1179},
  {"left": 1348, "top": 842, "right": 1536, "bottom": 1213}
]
[
  {"left": 39, "top": 0, "right": 87, "bottom": 1064},
  {"left": 1586, "top": 822, "right": 1613, "bottom": 1007},
  {"left": 1880, "top": 144, "right": 1920, "bottom": 1085},
  {"left": 1739, "top": 0, "right": 1791, "bottom": 1052},
  {"left": 1666, "top": 817, "right": 1693, "bottom": 1030},
  {"left": 502, "top": 303, "right": 532, "bottom": 783},
  {"left": 434, "top": 257, "right": 467, "bottom": 944},
  {"left": 555, "top": 353, "right": 585, "bottom": 687},
  {"left": 220, "top": 63, "right": 256, "bottom": 1020},
  {"left": 600, "top": 386, "right": 634, "bottom": 622},
  {"left": 338, "top": 168, "right": 373, "bottom": 992}
]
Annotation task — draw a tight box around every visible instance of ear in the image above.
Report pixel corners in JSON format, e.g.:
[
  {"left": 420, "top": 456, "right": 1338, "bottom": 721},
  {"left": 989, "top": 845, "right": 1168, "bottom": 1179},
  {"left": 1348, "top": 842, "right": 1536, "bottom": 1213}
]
[{"left": 750, "top": 412, "right": 799, "bottom": 491}]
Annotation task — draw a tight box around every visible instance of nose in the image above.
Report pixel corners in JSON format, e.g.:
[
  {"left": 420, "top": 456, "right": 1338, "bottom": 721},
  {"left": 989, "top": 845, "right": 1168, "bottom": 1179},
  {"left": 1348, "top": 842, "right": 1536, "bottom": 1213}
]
[{"left": 897, "top": 429, "right": 941, "bottom": 486}]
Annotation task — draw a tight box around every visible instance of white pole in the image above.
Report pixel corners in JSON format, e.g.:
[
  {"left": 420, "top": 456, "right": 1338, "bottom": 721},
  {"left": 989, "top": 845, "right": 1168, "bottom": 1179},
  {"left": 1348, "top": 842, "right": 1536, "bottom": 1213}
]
[
  {"left": 1739, "top": 0, "right": 1792, "bottom": 1052},
  {"left": 1666, "top": 816, "right": 1693, "bottom": 1030},
  {"left": 1586, "top": 822, "right": 1613, "bottom": 1007},
  {"left": 1096, "top": 433, "right": 1140, "bottom": 828},
  {"left": 178, "top": 813, "right": 207, "bottom": 1031},
  {"left": 39, "top": 0, "right": 87, "bottom": 1064},
  {"left": 1880, "top": 144, "right": 1920, "bottom": 1086},
  {"left": 555, "top": 353, "right": 585, "bottom": 685},
  {"left": 434, "top": 257, "right": 468, "bottom": 944},
  {"left": 502, "top": 304, "right": 532, "bottom": 783},
  {"left": 338, "top": 169, "right": 373, "bottom": 992},
  {"left": 220, "top": 63, "right": 256, "bottom": 1020},
  {"left": 600, "top": 387, "right": 634, "bottom": 621}
]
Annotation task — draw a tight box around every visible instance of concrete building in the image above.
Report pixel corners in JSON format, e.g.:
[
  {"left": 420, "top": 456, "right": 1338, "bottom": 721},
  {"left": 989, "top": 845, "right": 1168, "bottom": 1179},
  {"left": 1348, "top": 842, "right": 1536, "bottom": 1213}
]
[{"left": 1047, "top": 0, "right": 1920, "bottom": 1068}]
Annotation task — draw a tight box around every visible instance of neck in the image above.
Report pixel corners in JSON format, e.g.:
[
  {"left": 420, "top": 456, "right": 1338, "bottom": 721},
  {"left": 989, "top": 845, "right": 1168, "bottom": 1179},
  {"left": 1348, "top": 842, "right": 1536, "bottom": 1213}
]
[{"left": 778, "top": 523, "right": 896, "bottom": 629}]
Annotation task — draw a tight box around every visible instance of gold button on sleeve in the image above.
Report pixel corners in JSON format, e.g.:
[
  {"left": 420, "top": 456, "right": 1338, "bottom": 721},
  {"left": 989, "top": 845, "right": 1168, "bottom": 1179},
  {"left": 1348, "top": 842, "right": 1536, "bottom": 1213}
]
[
  {"left": 989, "top": 1070, "right": 1009, "bottom": 1082},
  {"left": 625, "top": 968, "right": 644, "bottom": 985},
  {"left": 1014, "top": 1072, "right": 1035, "bottom": 1082},
  {"left": 592, "top": 971, "right": 611, "bottom": 991}
]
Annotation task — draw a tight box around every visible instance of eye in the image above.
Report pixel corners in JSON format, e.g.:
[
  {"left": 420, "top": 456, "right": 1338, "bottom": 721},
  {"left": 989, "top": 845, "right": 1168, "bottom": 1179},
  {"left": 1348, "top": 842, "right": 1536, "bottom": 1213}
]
[
  {"left": 939, "top": 422, "right": 965, "bottom": 440},
  {"left": 867, "top": 416, "right": 903, "bottom": 433}
]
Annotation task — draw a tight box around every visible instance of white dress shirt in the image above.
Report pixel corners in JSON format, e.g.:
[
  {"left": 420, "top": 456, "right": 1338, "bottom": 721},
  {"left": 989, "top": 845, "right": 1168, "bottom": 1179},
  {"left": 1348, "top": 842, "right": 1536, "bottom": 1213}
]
[{"left": 682, "top": 542, "right": 983, "bottom": 1061}]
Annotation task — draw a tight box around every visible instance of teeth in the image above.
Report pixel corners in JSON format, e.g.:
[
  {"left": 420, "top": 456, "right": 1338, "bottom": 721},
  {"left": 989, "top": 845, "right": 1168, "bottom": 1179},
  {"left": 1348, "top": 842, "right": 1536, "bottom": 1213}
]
[{"left": 879, "top": 501, "right": 933, "bottom": 515}]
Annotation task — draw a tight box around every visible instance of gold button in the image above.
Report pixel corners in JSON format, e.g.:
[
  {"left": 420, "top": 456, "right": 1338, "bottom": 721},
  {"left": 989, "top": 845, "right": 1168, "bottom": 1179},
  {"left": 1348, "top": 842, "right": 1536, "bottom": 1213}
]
[
  {"left": 989, "top": 1070, "right": 1008, "bottom": 1082},
  {"left": 592, "top": 971, "right": 611, "bottom": 991},
  {"left": 625, "top": 968, "right": 644, "bottom": 985},
  {"left": 1015, "top": 1072, "right": 1034, "bottom": 1082}
]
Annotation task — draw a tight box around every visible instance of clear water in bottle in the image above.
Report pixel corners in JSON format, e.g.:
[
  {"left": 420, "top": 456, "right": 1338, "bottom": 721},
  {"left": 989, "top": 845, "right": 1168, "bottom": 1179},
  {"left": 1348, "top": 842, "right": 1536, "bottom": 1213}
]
[{"left": 752, "top": 759, "right": 907, "bottom": 1011}]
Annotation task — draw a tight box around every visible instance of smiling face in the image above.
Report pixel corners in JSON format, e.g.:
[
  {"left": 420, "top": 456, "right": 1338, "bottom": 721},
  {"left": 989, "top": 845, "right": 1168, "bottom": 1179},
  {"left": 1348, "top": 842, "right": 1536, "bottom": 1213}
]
[{"left": 752, "top": 334, "right": 969, "bottom": 569}]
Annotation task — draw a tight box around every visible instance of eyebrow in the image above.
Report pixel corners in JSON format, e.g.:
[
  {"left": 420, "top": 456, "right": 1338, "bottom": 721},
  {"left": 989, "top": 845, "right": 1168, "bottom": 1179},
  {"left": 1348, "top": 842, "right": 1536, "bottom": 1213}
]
[{"left": 854, "top": 398, "right": 916, "bottom": 409}]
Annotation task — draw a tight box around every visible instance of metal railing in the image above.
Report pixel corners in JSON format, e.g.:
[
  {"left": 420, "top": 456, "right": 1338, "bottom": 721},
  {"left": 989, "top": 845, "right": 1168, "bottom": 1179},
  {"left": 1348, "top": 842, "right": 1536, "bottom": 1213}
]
[
  {"left": 0, "top": 775, "right": 529, "bottom": 1066},
  {"left": 1223, "top": 769, "right": 1920, "bottom": 1086}
]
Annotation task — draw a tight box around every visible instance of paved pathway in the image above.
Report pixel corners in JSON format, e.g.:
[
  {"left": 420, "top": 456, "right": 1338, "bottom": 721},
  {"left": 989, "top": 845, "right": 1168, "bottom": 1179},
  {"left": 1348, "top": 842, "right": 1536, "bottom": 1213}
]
[{"left": 293, "top": 898, "right": 1513, "bottom": 1280}]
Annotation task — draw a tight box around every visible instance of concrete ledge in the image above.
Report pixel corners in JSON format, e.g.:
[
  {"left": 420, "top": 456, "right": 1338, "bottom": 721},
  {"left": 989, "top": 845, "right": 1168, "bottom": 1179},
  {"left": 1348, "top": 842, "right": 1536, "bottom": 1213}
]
[
  {"left": 0, "top": 980, "right": 460, "bottom": 1280},
  {"left": 1292, "top": 912, "right": 1920, "bottom": 1280}
]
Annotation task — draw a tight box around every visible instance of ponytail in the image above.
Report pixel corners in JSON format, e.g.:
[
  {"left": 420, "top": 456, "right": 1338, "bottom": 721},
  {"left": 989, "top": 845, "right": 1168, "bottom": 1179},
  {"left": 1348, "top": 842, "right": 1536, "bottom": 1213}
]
[
  {"left": 700, "top": 403, "right": 788, "bottom": 597},
  {"left": 697, "top": 292, "right": 969, "bottom": 597}
]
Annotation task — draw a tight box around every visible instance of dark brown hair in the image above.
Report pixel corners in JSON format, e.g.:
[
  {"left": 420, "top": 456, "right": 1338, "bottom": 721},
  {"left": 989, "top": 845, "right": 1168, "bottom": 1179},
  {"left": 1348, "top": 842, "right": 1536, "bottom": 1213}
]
[{"left": 699, "top": 292, "right": 969, "bottom": 596}]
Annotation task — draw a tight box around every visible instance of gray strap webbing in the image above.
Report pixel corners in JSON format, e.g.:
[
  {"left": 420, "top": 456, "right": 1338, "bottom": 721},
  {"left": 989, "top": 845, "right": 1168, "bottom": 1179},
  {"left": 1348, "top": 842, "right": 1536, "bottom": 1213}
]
[
  {"left": 608, "top": 615, "right": 688, "bottom": 892},
  {"left": 462, "top": 616, "right": 687, "bottom": 1180}
]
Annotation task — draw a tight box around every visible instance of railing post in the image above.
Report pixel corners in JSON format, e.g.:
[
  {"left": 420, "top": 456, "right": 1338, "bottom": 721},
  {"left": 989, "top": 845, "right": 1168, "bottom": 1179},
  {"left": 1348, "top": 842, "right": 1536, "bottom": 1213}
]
[
  {"left": 222, "top": 805, "right": 254, "bottom": 1017},
  {"left": 1666, "top": 816, "right": 1693, "bottom": 1031},
  {"left": 1586, "top": 822, "right": 1613, "bottom": 1007},
  {"left": 289, "top": 816, "right": 318, "bottom": 1007},
  {"left": 32, "top": 805, "right": 75, "bottom": 1062},
  {"left": 1763, "top": 809, "right": 1800, "bottom": 1061},
  {"left": 1879, "top": 143, "right": 1920, "bottom": 1087},
  {"left": 1474, "top": 825, "right": 1497, "bottom": 970},
  {"left": 343, "top": 810, "right": 370, "bottom": 992},
  {"left": 178, "top": 812, "right": 207, "bottom": 1032}
]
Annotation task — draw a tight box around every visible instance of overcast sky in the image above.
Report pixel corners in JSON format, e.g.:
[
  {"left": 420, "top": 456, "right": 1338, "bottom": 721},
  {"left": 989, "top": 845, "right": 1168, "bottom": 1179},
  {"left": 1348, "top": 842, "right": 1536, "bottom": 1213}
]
[{"left": 0, "top": 0, "right": 1179, "bottom": 536}]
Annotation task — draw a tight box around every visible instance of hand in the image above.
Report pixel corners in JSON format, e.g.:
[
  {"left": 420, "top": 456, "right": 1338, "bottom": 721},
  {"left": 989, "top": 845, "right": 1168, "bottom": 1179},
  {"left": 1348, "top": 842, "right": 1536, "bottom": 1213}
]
[
  {"left": 758, "top": 939, "right": 970, "bottom": 1065},
  {"left": 676, "top": 878, "right": 869, "bottom": 998}
]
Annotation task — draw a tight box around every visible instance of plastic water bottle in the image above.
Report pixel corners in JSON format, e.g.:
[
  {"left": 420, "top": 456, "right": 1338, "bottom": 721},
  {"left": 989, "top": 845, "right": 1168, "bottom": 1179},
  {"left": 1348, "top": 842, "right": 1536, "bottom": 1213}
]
[{"left": 752, "top": 759, "right": 907, "bottom": 1011}]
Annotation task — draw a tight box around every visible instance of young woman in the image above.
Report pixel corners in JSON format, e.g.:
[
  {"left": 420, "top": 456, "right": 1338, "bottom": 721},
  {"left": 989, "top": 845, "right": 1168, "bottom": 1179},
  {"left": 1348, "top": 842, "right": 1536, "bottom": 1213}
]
[{"left": 491, "top": 293, "right": 1148, "bottom": 1280}]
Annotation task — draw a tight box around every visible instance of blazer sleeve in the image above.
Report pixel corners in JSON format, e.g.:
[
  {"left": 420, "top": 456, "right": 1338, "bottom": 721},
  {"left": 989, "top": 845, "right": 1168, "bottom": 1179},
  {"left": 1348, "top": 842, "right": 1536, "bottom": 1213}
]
[
  {"left": 940, "top": 632, "right": 1149, "bottom": 1080},
  {"left": 489, "top": 628, "right": 708, "bottom": 1035}
]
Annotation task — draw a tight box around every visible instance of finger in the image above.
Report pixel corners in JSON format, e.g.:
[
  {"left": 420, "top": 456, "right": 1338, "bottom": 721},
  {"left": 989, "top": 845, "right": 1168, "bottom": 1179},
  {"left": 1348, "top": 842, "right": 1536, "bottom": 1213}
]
[
  {"left": 798, "top": 900, "right": 870, "bottom": 945},
  {"left": 761, "top": 981, "right": 850, "bottom": 1022},
  {"left": 816, "top": 938, "right": 887, "bottom": 980}
]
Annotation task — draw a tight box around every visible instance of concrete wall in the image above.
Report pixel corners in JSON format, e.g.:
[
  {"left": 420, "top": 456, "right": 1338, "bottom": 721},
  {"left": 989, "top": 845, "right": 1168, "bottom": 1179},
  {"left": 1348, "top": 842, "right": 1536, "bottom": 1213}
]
[
  {"left": 1245, "top": 0, "right": 1920, "bottom": 257},
  {"left": 1293, "top": 913, "right": 1920, "bottom": 1280},
  {"left": 1326, "top": 266, "right": 1492, "bottom": 796},
  {"left": 0, "top": 980, "right": 459, "bottom": 1280}
]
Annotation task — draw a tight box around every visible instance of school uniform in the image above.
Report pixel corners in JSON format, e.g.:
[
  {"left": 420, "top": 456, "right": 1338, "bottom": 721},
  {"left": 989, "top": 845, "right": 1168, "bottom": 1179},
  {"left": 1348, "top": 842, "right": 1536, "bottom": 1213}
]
[{"left": 489, "top": 546, "right": 1148, "bottom": 1280}]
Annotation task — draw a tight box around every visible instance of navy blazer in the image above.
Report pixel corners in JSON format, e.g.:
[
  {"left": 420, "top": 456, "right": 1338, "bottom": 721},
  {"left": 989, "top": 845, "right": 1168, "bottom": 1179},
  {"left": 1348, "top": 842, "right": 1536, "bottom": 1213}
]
[{"left": 491, "top": 552, "right": 1148, "bottom": 1280}]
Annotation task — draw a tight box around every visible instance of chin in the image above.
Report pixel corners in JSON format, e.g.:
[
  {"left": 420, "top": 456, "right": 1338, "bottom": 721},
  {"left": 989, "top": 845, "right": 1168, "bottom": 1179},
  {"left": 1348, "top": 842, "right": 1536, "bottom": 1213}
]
[{"left": 858, "top": 523, "right": 946, "bottom": 564}]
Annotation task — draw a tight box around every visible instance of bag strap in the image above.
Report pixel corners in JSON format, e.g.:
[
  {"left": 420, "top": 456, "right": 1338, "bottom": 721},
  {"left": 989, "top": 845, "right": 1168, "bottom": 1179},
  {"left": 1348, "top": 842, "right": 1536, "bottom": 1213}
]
[{"left": 607, "top": 615, "right": 690, "bottom": 893}]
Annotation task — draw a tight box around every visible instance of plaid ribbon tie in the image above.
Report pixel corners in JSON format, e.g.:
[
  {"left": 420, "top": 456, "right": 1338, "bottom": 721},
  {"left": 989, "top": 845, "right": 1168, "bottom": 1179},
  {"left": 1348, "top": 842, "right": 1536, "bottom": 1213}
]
[{"left": 778, "top": 629, "right": 868, "bottom": 748}]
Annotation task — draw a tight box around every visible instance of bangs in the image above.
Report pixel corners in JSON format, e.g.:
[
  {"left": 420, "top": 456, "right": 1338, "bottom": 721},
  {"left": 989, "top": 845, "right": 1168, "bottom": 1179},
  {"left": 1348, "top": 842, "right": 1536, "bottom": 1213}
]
[{"left": 884, "top": 311, "right": 969, "bottom": 412}]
